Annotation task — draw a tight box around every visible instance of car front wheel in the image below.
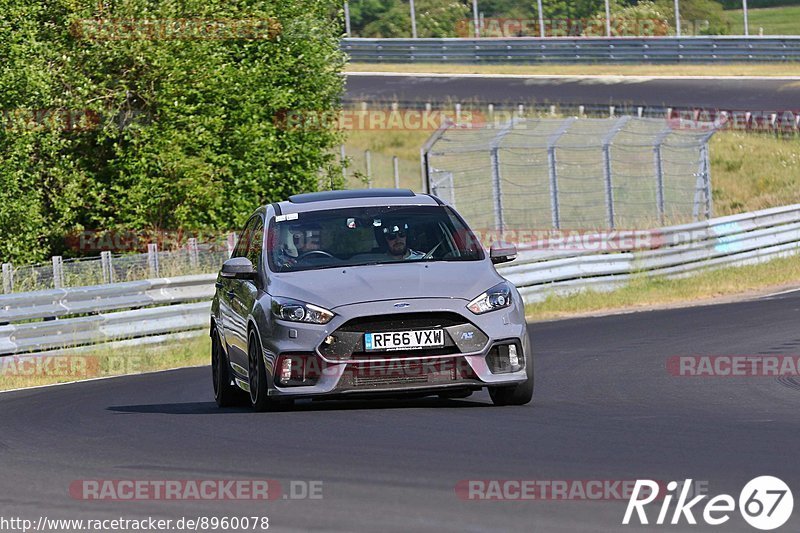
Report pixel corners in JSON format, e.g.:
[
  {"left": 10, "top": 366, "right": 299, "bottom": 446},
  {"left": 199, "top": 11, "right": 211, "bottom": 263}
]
[
  {"left": 212, "top": 329, "right": 245, "bottom": 408},
  {"left": 248, "top": 329, "right": 277, "bottom": 412}
]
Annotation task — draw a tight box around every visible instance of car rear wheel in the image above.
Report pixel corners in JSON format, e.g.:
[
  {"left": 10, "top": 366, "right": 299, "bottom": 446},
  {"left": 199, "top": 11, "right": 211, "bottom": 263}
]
[
  {"left": 212, "top": 329, "right": 245, "bottom": 407},
  {"left": 248, "top": 330, "right": 278, "bottom": 412},
  {"left": 489, "top": 350, "right": 534, "bottom": 406}
]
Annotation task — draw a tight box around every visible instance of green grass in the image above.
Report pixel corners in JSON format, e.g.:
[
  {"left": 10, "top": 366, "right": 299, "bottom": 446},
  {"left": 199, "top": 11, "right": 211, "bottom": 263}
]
[
  {"left": 526, "top": 253, "right": 800, "bottom": 320},
  {"left": 728, "top": 5, "right": 800, "bottom": 35},
  {"left": 711, "top": 131, "right": 800, "bottom": 214},
  {"left": 0, "top": 334, "right": 209, "bottom": 391}
]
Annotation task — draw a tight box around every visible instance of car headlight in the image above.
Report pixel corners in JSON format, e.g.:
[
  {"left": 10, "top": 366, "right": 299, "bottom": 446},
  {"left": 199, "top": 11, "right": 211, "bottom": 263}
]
[
  {"left": 467, "top": 282, "right": 513, "bottom": 314},
  {"left": 272, "top": 297, "right": 334, "bottom": 324}
]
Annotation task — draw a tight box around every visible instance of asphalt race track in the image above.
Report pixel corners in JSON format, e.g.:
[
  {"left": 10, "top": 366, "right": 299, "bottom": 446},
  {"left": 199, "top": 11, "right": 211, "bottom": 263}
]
[
  {"left": 345, "top": 73, "right": 800, "bottom": 110},
  {"left": 2, "top": 291, "right": 800, "bottom": 532}
]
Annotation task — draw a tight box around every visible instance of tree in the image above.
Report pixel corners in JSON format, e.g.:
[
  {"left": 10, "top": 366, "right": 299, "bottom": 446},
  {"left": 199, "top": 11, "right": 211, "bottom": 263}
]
[
  {"left": 0, "top": 0, "right": 346, "bottom": 262},
  {"left": 361, "top": 0, "right": 471, "bottom": 38}
]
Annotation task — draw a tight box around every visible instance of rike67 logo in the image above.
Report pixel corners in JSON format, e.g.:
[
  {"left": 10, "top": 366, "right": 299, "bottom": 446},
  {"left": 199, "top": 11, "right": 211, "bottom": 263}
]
[{"left": 623, "top": 476, "right": 793, "bottom": 530}]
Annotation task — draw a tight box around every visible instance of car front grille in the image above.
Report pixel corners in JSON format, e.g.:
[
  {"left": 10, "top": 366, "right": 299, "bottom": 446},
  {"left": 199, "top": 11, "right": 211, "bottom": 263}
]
[
  {"left": 318, "top": 312, "right": 487, "bottom": 361},
  {"left": 335, "top": 356, "right": 480, "bottom": 391}
]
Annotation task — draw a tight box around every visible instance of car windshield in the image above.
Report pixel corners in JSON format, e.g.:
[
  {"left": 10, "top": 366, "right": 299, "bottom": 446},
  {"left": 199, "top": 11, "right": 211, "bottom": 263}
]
[{"left": 267, "top": 205, "right": 484, "bottom": 272}]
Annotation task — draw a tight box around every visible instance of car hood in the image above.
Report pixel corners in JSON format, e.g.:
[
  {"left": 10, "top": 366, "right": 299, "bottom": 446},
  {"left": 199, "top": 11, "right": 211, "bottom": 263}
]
[{"left": 268, "top": 261, "right": 503, "bottom": 310}]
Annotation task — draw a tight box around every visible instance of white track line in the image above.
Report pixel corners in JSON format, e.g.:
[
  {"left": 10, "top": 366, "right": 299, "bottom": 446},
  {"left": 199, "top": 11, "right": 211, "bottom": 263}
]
[
  {"left": 346, "top": 71, "right": 800, "bottom": 81},
  {"left": 760, "top": 287, "right": 800, "bottom": 299}
]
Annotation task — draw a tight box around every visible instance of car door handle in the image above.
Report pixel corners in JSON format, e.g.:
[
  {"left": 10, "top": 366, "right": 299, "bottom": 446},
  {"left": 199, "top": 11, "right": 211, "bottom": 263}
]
[
  {"left": 226, "top": 290, "right": 236, "bottom": 299},
  {"left": 215, "top": 281, "right": 224, "bottom": 290}
]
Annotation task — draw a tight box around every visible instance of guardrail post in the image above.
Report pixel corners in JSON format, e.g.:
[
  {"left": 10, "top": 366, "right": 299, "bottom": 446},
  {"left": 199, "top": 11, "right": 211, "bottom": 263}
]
[
  {"left": 393, "top": 156, "right": 400, "bottom": 188},
  {"left": 147, "top": 243, "right": 160, "bottom": 278},
  {"left": 52, "top": 256, "right": 64, "bottom": 289},
  {"left": 188, "top": 238, "right": 199, "bottom": 268},
  {"left": 101, "top": 251, "right": 114, "bottom": 284},
  {"left": 2, "top": 262, "right": 12, "bottom": 294}
]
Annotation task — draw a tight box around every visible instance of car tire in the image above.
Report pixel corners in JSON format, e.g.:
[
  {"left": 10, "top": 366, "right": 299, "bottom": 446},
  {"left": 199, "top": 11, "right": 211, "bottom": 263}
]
[
  {"left": 248, "top": 329, "right": 277, "bottom": 412},
  {"left": 212, "top": 329, "right": 245, "bottom": 408},
  {"left": 489, "top": 349, "right": 534, "bottom": 406}
]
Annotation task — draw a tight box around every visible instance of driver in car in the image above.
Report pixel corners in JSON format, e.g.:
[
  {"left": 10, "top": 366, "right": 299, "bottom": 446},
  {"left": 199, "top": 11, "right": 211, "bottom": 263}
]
[{"left": 382, "top": 222, "right": 425, "bottom": 261}]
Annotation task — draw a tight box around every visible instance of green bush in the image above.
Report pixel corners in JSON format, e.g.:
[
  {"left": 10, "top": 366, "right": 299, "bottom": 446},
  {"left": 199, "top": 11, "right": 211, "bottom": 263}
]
[{"left": 0, "top": 0, "right": 345, "bottom": 263}]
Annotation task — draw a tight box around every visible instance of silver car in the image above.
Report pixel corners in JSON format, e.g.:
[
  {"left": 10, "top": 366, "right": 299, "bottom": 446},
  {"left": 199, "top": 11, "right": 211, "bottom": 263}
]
[{"left": 211, "top": 189, "right": 533, "bottom": 410}]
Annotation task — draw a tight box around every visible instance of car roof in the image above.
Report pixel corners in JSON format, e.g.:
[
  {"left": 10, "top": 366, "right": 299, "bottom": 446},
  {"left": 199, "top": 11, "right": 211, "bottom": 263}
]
[{"left": 273, "top": 189, "right": 441, "bottom": 215}]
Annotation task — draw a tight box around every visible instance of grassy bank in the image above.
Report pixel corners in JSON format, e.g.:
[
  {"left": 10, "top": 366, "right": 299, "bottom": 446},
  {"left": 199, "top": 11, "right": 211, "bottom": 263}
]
[
  {"left": 728, "top": 5, "right": 800, "bottom": 35},
  {"left": 526, "top": 253, "right": 800, "bottom": 321},
  {"left": 0, "top": 334, "right": 209, "bottom": 391}
]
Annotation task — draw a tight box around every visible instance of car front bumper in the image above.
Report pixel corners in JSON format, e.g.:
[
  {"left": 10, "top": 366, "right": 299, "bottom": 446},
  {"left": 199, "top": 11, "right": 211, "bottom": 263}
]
[{"left": 259, "top": 298, "right": 530, "bottom": 398}]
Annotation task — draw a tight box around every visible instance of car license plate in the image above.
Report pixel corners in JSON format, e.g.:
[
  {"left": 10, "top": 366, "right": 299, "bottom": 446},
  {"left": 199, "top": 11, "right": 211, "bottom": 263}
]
[{"left": 364, "top": 329, "right": 444, "bottom": 351}]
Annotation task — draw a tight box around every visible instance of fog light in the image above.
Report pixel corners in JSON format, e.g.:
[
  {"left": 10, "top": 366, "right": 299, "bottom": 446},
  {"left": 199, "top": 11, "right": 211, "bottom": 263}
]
[
  {"left": 508, "top": 344, "right": 519, "bottom": 368},
  {"left": 485, "top": 343, "right": 523, "bottom": 374},
  {"left": 276, "top": 354, "right": 323, "bottom": 387},
  {"left": 280, "top": 357, "right": 292, "bottom": 384}
]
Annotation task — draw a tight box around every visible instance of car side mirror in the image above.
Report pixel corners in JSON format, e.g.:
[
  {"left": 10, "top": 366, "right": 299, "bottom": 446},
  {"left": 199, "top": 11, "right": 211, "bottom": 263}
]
[
  {"left": 221, "top": 257, "right": 257, "bottom": 279},
  {"left": 490, "top": 242, "right": 517, "bottom": 264}
]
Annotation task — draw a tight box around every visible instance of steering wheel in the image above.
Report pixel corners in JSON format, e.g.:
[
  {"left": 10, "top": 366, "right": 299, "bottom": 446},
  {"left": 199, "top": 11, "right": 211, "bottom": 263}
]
[
  {"left": 422, "top": 242, "right": 443, "bottom": 260},
  {"left": 296, "top": 250, "right": 334, "bottom": 262}
]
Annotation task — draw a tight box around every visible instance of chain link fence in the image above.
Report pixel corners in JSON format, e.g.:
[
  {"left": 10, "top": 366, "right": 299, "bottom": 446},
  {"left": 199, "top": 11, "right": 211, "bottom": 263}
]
[
  {"left": 423, "top": 116, "right": 716, "bottom": 231},
  {"left": 2, "top": 239, "right": 233, "bottom": 294}
]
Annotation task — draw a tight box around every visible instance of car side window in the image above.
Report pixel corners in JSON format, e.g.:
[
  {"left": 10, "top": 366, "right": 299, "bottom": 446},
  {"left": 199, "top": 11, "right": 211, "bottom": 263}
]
[
  {"left": 231, "top": 217, "right": 256, "bottom": 259},
  {"left": 246, "top": 217, "right": 264, "bottom": 268}
]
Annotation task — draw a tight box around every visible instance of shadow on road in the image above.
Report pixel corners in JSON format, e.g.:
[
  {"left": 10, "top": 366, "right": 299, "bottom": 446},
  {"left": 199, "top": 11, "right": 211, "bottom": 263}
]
[{"left": 107, "top": 396, "right": 492, "bottom": 415}]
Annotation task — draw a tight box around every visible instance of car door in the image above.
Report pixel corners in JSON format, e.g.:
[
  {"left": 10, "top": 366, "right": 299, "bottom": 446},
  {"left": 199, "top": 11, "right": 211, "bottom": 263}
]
[
  {"left": 221, "top": 217, "right": 257, "bottom": 374},
  {"left": 235, "top": 215, "right": 264, "bottom": 354},
  {"left": 231, "top": 215, "right": 264, "bottom": 365}
]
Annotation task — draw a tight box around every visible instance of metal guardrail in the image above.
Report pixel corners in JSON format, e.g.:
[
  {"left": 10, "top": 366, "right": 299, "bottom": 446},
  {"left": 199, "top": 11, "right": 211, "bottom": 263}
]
[
  {"left": 342, "top": 36, "right": 800, "bottom": 63},
  {"left": 0, "top": 275, "right": 214, "bottom": 355},
  {"left": 1, "top": 203, "right": 799, "bottom": 356},
  {"left": 498, "top": 203, "right": 800, "bottom": 301}
]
